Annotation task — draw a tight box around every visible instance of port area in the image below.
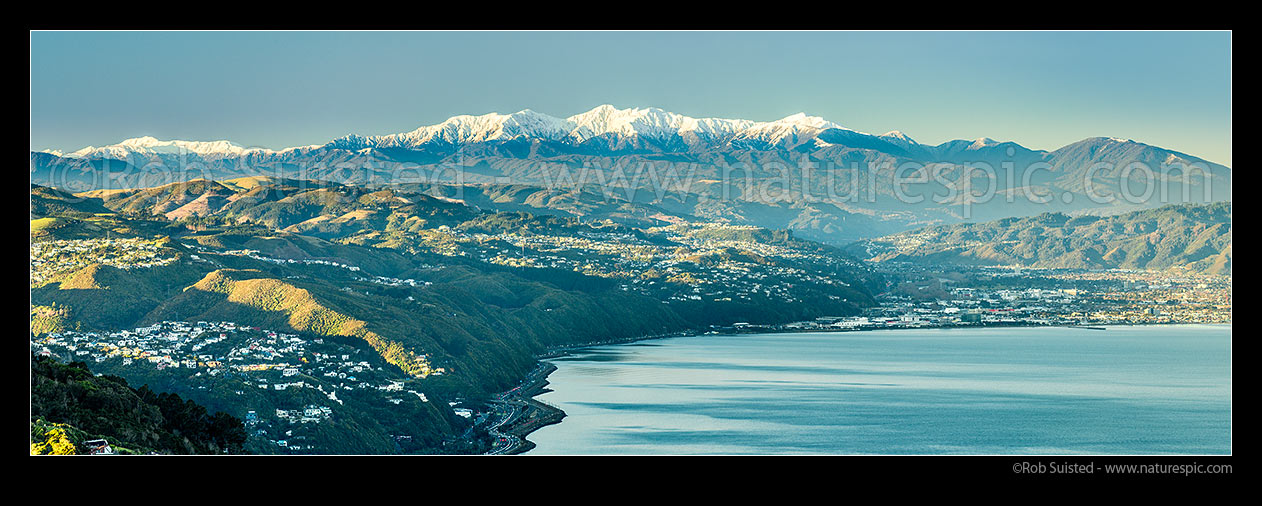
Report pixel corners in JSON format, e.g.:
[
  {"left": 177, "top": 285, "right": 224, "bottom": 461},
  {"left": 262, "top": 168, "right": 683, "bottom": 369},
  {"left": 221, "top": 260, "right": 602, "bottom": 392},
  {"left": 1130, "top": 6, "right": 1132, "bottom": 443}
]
[{"left": 483, "top": 362, "right": 566, "bottom": 455}]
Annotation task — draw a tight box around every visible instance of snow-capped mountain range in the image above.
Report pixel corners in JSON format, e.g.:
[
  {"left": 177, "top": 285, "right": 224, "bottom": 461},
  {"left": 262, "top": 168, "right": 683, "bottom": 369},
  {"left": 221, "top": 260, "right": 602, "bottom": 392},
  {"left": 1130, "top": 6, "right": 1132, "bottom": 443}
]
[
  {"left": 56, "top": 136, "right": 321, "bottom": 160},
  {"left": 30, "top": 104, "right": 1231, "bottom": 244},
  {"left": 44, "top": 104, "right": 985, "bottom": 159},
  {"left": 32, "top": 104, "right": 1230, "bottom": 220}
]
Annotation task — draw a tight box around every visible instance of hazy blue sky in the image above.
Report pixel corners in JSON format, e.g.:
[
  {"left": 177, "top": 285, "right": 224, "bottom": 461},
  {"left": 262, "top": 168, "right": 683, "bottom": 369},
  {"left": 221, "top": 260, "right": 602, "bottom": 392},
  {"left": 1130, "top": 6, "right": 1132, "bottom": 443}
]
[{"left": 30, "top": 31, "right": 1232, "bottom": 165}]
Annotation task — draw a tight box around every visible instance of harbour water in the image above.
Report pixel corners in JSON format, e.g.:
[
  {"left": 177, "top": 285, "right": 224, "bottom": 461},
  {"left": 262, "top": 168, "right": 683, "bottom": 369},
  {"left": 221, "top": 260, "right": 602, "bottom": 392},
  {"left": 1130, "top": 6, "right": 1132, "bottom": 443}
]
[{"left": 528, "top": 325, "right": 1231, "bottom": 455}]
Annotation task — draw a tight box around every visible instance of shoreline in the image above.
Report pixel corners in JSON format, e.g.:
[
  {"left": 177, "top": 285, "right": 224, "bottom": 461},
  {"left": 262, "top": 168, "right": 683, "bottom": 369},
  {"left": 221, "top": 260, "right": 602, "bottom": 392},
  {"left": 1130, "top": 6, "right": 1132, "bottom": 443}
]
[
  {"left": 482, "top": 362, "right": 566, "bottom": 455},
  {"left": 501, "top": 320, "right": 1230, "bottom": 455},
  {"left": 535, "top": 320, "right": 1229, "bottom": 359},
  {"left": 486, "top": 331, "right": 701, "bottom": 454}
]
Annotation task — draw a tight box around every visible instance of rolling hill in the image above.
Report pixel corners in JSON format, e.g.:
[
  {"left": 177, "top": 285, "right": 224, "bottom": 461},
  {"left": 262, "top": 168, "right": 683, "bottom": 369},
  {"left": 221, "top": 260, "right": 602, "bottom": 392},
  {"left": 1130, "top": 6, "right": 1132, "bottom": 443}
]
[
  {"left": 847, "top": 202, "right": 1231, "bottom": 275},
  {"left": 31, "top": 177, "right": 880, "bottom": 452}
]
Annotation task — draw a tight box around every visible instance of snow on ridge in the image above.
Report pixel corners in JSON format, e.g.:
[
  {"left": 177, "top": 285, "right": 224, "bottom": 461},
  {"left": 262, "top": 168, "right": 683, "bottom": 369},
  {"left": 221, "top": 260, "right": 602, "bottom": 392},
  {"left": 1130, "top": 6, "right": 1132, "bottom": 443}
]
[
  {"left": 63, "top": 136, "right": 286, "bottom": 159},
  {"left": 881, "top": 130, "right": 918, "bottom": 145},
  {"left": 565, "top": 105, "right": 756, "bottom": 142},
  {"left": 375, "top": 109, "right": 575, "bottom": 147},
  {"left": 772, "top": 112, "right": 845, "bottom": 131},
  {"left": 969, "top": 137, "right": 1000, "bottom": 149},
  {"left": 53, "top": 105, "right": 870, "bottom": 156},
  {"left": 733, "top": 112, "right": 863, "bottom": 146},
  {"left": 368, "top": 105, "right": 858, "bottom": 147}
]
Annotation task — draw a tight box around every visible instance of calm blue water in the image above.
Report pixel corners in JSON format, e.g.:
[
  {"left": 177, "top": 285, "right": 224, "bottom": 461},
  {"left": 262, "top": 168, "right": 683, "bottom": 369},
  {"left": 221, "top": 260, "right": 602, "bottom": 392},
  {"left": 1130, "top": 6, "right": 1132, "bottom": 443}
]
[{"left": 528, "top": 325, "right": 1231, "bottom": 455}]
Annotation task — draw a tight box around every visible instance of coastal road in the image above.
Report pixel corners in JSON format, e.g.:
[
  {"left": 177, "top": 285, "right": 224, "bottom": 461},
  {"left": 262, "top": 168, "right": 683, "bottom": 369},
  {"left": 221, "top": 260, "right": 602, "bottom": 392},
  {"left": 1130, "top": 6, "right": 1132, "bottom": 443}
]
[{"left": 482, "top": 363, "right": 564, "bottom": 455}]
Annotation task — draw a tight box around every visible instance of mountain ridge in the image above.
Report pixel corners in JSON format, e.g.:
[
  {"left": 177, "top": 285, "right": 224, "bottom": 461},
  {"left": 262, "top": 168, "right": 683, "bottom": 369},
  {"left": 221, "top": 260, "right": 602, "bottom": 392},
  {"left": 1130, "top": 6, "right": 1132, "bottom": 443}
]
[
  {"left": 31, "top": 105, "right": 1231, "bottom": 247},
  {"left": 39, "top": 105, "right": 1227, "bottom": 165}
]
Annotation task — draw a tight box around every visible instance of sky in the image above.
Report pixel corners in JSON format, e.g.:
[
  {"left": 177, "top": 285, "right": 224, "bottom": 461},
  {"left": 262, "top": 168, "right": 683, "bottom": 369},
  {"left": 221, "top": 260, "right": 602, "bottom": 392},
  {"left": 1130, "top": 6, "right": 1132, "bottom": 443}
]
[{"left": 30, "top": 30, "right": 1232, "bottom": 166}]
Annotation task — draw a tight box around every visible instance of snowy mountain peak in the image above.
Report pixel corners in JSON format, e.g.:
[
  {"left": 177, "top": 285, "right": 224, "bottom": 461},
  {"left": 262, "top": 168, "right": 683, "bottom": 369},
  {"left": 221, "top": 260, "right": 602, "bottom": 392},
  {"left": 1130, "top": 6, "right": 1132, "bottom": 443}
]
[
  {"left": 565, "top": 105, "right": 755, "bottom": 142},
  {"left": 881, "top": 130, "right": 918, "bottom": 145},
  {"left": 773, "top": 113, "right": 844, "bottom": 131},
  {"left": 116, "top": 136, "right": 162, "bottom": 148},
  {"left": 970, "top": 137, "right": 1000, "bottom": 149},
  {"left": 370, "top": 109, "right": 574, "bottom": 147},
  {"left": 732, "top": 112, "right": 857, "bottom": 146},
  {"left": 65, "top": 136, "right": 270, "bottom": 159}
]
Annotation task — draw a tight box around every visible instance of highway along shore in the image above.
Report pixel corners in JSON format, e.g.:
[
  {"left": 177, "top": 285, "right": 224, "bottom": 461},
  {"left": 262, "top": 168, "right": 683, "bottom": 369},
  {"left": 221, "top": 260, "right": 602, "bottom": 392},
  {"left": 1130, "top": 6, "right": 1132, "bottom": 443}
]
[
  {"left": 480, "top": 332, "right": 695, "bottom": 455},
  {"left": 483, "top": 362, "right": 566, "bottom": 455}
]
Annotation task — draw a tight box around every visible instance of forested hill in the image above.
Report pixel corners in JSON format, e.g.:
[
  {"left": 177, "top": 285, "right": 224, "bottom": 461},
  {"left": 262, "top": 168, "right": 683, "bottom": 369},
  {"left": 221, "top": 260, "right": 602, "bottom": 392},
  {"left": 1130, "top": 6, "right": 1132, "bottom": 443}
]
[
  {"left": 30, "top": 356, "right": 247, "bottom": 454},
  {"left": 847, "top": 202, "right": 1231, "bottom": 275}
]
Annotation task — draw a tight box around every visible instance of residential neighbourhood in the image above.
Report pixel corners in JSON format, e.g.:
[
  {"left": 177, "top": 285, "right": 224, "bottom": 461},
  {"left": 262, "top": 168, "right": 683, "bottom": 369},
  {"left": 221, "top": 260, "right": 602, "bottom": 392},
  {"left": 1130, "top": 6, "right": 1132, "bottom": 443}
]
[
  {"left": 418, "top": 222, "right": 868, "bottom": 306},
  {"left": 744, "top": 265, "right": 1230, "bottom": 333},
  {"left": 30, "top": 237, "right": 176, "bottom": 286},
  {"left": 31, "top": 320, "right": 462, "bottom": 454}
]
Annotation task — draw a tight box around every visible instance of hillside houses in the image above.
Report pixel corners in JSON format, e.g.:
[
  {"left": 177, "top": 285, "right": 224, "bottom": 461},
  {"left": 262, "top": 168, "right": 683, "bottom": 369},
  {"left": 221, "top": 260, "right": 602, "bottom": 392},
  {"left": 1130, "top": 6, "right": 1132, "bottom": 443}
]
[
  {"left": 32, "top": 319, "right": 451, "bottom": 454},
  {"left": 32, "top": 320, "right": 433, "bottom": 406},
  {"left": 30, "top": 238, "right": 177, "bottom": 286},
  {"left": 274, "top": 404, "right": 333, "bottom": 424},
  {"left": 420, "top": 223, "right": 867, "bottom": 306}
]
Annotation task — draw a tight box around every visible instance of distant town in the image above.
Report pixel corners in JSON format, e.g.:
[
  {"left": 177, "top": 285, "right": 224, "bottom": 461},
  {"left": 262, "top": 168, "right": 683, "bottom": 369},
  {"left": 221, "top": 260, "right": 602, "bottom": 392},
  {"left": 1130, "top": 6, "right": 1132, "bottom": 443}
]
[
  {"left": 30, "top": 237, "right": 176, "bottom": 285},
  {"left": 734, "top": 264, "right": 1230, "bottom": 333},
  {"left": 426, "top": 222, "right": 866, "bottom": 306}
]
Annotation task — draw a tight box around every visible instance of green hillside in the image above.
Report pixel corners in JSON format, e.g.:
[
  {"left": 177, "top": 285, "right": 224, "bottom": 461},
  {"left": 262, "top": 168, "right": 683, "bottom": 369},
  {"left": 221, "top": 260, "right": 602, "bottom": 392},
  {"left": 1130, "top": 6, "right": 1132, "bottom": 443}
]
[
  {"left": 31, "top": 356, "right": 246, "bottom": 455},
  {"left": 31, "top": 185, "right": 112, "bottom": 218}
]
